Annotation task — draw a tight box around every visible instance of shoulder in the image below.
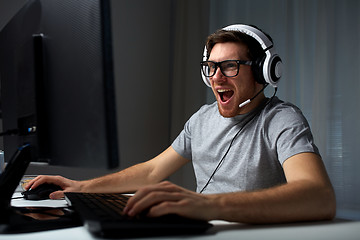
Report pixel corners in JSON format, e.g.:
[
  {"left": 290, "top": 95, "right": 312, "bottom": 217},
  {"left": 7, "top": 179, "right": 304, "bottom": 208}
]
[
  {"left": 261, "top": 97, "right": 320, "bottom": 163},
  {"left": 188, "top": 102, "right": 219, "bottom": 122},
  {"left": 262, "top": 97, "right": 309, "bottom": 126},
  {"left": 182, "top": 102, "right": 221, "bottom": 134},
  {"left": 195, "top": 101, "right": 219, "bottom": 115}
]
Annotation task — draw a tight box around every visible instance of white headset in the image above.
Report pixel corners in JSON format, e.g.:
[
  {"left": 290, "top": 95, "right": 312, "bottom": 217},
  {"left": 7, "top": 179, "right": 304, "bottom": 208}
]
[{"left": 201, "top": 24, "right": 283, "bottom": 88}]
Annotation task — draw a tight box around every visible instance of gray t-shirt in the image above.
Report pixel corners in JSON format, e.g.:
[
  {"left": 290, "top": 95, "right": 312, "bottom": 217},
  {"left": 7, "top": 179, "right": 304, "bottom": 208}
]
[{"left": 171, "top": 97, "right": 320, "bottom": 194}]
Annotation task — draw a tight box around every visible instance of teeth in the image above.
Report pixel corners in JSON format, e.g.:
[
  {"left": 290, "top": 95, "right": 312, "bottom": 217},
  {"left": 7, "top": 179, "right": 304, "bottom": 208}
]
[{"left": 217, "top": 89, "right": 232, "bottom": 93}]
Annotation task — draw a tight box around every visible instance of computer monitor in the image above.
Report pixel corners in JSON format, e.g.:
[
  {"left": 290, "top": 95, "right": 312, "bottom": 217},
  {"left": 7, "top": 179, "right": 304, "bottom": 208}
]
[{"left": 0, "top": 0, "right": 119, "bottom": 169}]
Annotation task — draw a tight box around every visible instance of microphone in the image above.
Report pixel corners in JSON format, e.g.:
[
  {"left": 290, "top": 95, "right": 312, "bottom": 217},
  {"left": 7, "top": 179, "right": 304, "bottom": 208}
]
[
  {"left": 238, "top": 84, "right": 268, "bottom": 108},
  {"left": 239, "top": 99, "right": 251, "bottom": 108}
]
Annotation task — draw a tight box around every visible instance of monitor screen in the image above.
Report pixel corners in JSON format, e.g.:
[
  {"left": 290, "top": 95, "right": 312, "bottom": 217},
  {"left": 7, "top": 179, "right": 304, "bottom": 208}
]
[{"left": 0, "top": 0, "right": 119, "bottom": 169}]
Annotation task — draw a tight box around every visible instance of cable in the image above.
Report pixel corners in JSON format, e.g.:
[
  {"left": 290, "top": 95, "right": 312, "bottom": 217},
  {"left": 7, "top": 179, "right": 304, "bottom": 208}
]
[
  {"left": 11, "top": 196, "right": 25, "bottom": 200},
  {"left": 0, "top": 126, "right": 37, "bottom": 136},
  {"left": 0, "top": 129, "right": 19, "bottom": 136}
]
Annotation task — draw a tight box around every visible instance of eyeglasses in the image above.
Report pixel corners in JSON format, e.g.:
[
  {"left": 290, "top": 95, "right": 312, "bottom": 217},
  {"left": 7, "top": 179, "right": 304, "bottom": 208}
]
[{"left": 200, "top": 60, "right": 252, "bottom": 78}]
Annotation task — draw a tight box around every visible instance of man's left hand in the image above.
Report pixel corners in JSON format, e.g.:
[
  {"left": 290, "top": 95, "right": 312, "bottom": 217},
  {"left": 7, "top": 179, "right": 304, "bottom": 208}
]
[{"left": 123, "top": 181, "right": 216, "bottom": 220}]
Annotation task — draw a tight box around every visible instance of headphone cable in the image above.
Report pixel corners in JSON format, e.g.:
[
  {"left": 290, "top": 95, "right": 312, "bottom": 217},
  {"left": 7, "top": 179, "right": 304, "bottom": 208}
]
[{"left": 199, "top": 87, "right": 277, "bottom": 193}]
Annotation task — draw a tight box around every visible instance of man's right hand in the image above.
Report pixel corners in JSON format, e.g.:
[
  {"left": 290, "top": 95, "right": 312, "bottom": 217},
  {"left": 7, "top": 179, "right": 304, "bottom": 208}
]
[{"left": 25, "top": 175, "right": 83, "bottom": 199}]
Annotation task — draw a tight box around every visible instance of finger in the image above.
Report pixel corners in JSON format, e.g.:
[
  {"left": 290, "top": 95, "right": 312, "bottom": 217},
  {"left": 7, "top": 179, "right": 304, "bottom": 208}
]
[
  {"left": 25, "top": 175, "right": 48, "bottom": 189},
  {"left": 49, "top": 190, "right": 65, "bottom": 200},
  {"left": 124, "top": 182, "right": 179, "bottom": 214},
  {"left": 131, "top": 181, "right": 183, "bottom": 203},
  {"left": 24, "top": 175, "right": 41, "bottom": 189},
  {"left": 147, "top": 200, "right": 182, "bottom": 217},
  {"left": 127, "top": 191, "right": 184, "bottom": 217},
  {"left": 26, "top": 175, "right": 65, "bottom": 190}
]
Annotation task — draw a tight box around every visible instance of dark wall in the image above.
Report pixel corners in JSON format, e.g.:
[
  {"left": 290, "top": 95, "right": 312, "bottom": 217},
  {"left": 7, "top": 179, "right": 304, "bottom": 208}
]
[{"left": 0, "top": 0, "right": 209, "bottom": 190}]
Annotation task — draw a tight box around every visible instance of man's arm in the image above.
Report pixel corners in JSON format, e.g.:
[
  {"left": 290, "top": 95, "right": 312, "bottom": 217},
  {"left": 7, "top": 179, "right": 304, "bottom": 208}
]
[
  {"left": 80, "top": 146, "right": 189, "bottom": 193},
  {"left": 25, "top": 146, "right": 189, "bottom": 199},
  {"left": 209, "top": 152, "right": 336, "bottom": 223},
  {"left": 125, "top": 152, "right": 336, "bottom": 223}
]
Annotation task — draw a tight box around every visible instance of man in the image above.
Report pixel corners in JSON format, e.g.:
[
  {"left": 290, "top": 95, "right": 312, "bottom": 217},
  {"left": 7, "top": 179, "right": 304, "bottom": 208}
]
[{"left": 26, "top": 24, "right": 336, "bottom": 224}]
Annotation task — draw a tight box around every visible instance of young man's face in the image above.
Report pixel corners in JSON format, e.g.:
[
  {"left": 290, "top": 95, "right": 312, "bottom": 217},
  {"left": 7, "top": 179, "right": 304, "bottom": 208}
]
[{"left": 208, "top": 42, "right": 263, "bottom": 117}]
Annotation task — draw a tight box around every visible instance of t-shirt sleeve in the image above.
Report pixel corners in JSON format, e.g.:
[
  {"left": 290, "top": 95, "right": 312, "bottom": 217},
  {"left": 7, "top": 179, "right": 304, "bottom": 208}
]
[
  {"left": 270, "top": 106, "right": 320, "bottom": 165},
  {"left": 171, "top": 116, "right": 194, "bottom": 161}
]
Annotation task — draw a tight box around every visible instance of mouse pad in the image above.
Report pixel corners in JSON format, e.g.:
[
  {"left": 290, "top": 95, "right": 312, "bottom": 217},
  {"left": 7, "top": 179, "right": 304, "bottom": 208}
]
[
  {"left": 0, "top": 145, "right": 83, "bottom": 233},
  {"left": 1, "top": 206, "right": 82, "bottom": 234}
]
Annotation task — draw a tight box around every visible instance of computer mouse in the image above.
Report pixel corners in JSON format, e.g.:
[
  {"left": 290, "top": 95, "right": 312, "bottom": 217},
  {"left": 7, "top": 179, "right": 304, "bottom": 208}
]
[{"left": 22, "top": 183, "right": 62, "bottom": 200}]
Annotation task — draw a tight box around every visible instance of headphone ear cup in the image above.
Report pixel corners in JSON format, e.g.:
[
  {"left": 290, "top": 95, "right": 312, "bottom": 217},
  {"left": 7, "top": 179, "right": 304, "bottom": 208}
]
[
  {"left": 251, "top": 55, "right": 266, "bottom": 84},
  {"left": 264, "top": 54, "right": 282, "bottom": 86},
  {"left": 269, "top": 55, "right": 282, "bottom": 84}
]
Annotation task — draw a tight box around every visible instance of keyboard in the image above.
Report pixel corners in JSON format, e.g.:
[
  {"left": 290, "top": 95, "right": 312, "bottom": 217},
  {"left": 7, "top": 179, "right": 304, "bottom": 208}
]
[
  {"left": 66, "top": 192, "right": 129, "bottom": 219},
  {"left": 64, "top": 192, "right": 212, "bottom": 238}
]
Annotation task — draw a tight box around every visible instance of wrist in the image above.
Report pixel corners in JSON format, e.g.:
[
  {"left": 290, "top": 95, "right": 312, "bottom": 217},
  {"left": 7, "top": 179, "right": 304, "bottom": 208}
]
[
  {"left": 206, "top": 194, "right": 225, "bottom": 220},
  {"left": 78, "top": 180, "right": 90, "bottom": 192}
]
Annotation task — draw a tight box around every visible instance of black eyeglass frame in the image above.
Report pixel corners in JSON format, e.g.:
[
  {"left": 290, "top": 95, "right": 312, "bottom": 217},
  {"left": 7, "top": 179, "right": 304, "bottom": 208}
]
[{"left": 200, "top": 60, "right": 253, "bottom": 78}]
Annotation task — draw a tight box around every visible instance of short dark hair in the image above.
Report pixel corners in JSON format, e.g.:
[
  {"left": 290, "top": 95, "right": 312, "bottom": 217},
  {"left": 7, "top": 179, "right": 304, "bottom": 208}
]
[{"left": 205, "top": 27, "right": 271, "bottom": 62}]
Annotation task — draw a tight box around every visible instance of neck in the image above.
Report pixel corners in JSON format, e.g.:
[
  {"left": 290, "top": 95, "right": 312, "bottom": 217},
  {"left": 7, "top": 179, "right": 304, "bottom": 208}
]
[{"left": 238, "top": 92, "right": 266, "bottom": 115}]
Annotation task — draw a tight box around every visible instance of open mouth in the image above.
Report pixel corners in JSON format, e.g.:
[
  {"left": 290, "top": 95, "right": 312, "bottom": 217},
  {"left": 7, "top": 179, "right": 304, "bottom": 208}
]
[{"left": 218, "top": 89, "right": 234, "bottom": 103}]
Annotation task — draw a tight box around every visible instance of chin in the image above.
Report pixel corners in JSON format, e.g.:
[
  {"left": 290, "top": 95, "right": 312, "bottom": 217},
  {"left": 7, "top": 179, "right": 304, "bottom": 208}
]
[{"left": 217, "top": 103, "right": 239, "bottom": 118}]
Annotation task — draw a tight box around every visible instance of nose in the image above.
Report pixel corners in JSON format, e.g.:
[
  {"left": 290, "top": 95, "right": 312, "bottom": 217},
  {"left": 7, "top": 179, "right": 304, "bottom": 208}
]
[{"left": 210, "top": 66, "right": 226, "bottom": 84}]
